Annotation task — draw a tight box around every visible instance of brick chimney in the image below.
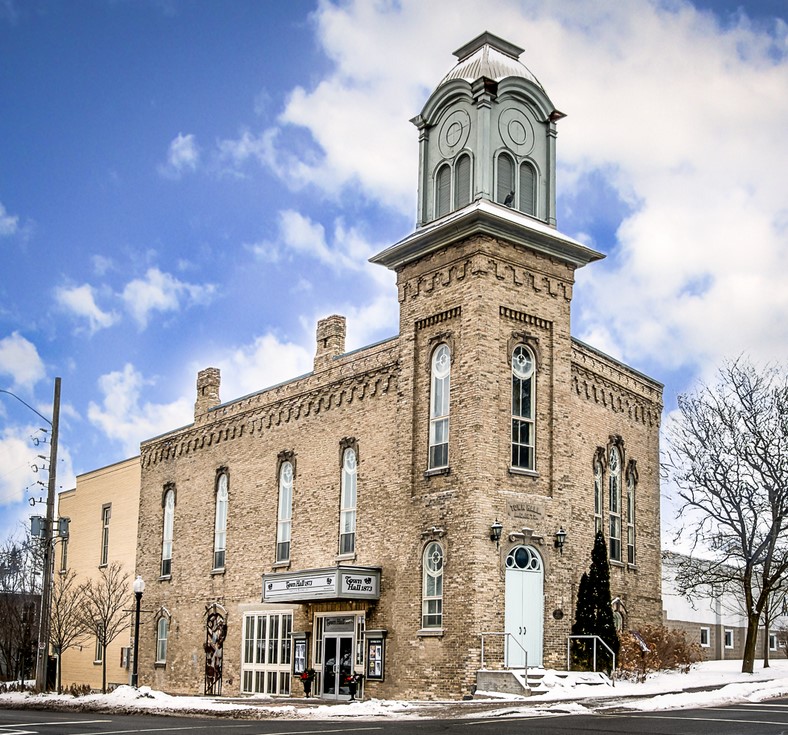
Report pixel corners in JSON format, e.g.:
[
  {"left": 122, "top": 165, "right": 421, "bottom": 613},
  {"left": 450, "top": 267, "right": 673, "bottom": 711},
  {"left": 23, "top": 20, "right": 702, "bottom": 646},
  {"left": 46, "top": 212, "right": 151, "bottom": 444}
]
[
  {"left": 314, "top": 315, "right": 346, "bottom": 372},
  {"left": 195, "top": 367, "right": 221, "bottom": 421}
]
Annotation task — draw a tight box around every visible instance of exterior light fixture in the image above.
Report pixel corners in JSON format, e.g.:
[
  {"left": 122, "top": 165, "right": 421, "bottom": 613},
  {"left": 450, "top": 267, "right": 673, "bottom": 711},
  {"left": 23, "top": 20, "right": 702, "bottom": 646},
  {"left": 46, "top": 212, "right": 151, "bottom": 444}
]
[
  {"left": 490, "top": 519, "right": 503, "bottom": 547},
  {"left": 554, "top": 527, "right": 567, "bottom": 554},
  {"left": 131, "top": 575, "right": 146, "bottom": 687}
]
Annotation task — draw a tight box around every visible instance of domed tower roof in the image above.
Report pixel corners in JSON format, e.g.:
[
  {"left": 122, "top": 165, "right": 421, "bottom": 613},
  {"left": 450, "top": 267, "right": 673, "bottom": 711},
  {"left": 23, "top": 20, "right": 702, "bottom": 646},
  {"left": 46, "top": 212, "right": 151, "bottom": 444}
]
[{"left": 439, "top": 32, "right": 544, "bottom": 90}]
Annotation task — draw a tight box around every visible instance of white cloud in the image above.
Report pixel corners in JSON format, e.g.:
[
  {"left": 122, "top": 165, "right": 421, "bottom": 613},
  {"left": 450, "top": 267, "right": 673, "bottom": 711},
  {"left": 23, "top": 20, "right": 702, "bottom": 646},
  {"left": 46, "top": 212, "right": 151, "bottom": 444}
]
[
  {"left": 242, "top": 0, "right": 788, "bottom": 376},
  {"left": 121, "top": 267, "right": 216, "bottom": 328},
  {"left": 0, "top": 332, "right": 45, "bottom": 391},
  {"left": 55, "top": 283, "right": 119, "bottom": 334},
  {"left": 212, "top": 333, "right": 314, "bottom": 401},
  {"left": 0, "top": 201, "right": 18, "bottom": 236},
  {"left": 87, "top": 364, "right": 192, "bottom": 456},
  {"left": 159, "top": 132, "right": 200, "bottom": 178}
]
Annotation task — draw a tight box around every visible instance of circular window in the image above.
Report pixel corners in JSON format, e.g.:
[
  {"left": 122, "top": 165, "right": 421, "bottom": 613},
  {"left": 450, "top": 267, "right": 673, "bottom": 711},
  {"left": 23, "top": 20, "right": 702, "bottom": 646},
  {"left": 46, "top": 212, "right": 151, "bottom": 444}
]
[
  {"left": 505, "top": 545, "right": 542, "bottom": 571},
  {"left": 432, "top": 344, "right": 451, "bottom": 379},
  {"left": 512, "top": 345, "right": 534, "bottom": 379}
]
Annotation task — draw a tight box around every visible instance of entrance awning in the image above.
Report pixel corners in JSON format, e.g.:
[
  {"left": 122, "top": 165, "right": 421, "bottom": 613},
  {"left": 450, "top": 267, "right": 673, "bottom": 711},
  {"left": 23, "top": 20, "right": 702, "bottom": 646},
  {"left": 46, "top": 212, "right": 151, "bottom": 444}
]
[{"left": 262, "top": 565, "right": 381, "bottom": 603}]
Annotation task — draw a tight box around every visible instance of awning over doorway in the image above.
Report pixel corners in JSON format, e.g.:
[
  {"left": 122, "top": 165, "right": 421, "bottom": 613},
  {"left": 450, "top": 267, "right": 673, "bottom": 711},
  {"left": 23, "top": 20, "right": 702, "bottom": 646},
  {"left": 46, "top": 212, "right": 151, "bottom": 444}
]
[{"left": 262, "top": 565, "right": 381, "bottom": 603}]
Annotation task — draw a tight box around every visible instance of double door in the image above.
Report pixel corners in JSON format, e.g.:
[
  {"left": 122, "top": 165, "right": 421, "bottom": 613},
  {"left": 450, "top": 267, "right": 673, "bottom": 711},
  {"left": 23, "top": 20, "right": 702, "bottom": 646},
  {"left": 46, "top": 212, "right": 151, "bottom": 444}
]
[{"left": 322, "top": 634, "right": 353, "bottom": 698}]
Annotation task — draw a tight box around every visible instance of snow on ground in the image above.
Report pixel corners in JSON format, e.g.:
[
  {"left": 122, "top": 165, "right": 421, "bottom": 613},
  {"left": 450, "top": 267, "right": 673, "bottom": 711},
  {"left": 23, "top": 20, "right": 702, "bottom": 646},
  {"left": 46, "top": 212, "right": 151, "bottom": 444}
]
[{"left": 2, "top": 659, "right": 788, "bottom": 719}]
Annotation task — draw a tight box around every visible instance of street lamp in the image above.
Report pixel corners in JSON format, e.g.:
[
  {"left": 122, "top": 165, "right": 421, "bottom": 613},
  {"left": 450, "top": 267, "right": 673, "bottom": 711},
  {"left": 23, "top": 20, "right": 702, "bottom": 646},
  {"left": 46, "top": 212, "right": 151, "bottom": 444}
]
[
  {"left": 0, "top": 378, "right": 61, "bottom": 691},
  {"left": 131, "top": 575, "right": 145, "bottom": 687}
]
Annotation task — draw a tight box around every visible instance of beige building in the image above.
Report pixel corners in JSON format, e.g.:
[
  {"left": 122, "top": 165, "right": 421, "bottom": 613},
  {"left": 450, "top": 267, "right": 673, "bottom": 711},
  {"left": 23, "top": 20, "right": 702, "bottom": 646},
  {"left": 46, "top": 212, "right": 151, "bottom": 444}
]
[
  {"left": 134, "top": 32, "right": 663, "bottom": 700},
  {"left": 57, "top": 456, "right": 140, "bottom": 690}
]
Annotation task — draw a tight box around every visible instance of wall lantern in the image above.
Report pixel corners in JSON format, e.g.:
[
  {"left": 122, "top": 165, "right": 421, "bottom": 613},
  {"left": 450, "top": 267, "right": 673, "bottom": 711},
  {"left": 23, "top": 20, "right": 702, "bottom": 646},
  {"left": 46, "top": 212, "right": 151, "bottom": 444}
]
[
  {"left": 489, "top": 519, "right": 503, "bottom": 547},
  {"left": 554, "top": 527, "right": 567, "bottom": 554}
]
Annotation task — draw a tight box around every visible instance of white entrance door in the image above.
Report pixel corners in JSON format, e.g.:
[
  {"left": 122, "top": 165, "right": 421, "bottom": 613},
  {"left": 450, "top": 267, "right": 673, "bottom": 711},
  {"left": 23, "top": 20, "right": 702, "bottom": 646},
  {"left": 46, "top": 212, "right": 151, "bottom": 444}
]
[{"left": 504, "top": 545, "right": 544, "bottom": 667}]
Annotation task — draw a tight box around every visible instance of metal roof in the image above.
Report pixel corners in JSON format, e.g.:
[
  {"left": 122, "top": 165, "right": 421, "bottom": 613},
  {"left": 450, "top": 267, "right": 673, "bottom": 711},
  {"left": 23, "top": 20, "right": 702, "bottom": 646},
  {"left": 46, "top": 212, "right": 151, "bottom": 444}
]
[{"left": 439, "top": 31, "right": 544, "bottom": 90}]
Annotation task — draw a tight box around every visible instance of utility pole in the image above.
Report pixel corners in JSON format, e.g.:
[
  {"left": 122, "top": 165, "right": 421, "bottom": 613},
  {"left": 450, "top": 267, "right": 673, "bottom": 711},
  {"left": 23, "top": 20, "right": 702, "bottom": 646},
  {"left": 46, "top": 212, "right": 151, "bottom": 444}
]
[{"left": 35, "top": 377, "right": 60, "bottom": 691}]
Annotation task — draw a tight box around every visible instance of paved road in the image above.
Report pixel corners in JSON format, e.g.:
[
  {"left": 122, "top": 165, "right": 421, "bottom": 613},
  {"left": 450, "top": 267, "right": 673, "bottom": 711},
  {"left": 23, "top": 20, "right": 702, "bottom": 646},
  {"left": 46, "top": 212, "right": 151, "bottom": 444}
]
[{"left": 3, "top": 701, "right": 788, "bottom": 735}]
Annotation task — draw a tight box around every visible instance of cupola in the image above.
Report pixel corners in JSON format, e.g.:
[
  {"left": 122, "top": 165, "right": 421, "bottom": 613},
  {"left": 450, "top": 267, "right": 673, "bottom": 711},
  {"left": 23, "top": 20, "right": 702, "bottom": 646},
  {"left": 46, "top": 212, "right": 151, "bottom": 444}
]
[{"left": 411, "top": 32, "right": 564, "bottom": 228}]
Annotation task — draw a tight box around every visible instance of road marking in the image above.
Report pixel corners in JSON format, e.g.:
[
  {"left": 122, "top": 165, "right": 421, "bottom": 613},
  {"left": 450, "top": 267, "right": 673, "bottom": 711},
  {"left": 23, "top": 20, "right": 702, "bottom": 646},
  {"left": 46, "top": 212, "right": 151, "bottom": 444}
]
[
  {"left": 72, "top": 725, "right": 253, "bottom": 735},
  {"left": 466, "top": 713, "right": 571, "bottom": 725},
  {"left": 0, "top": 721, "right": 110, "bottom": 734},
  {"left": 618, "top": 713, "right": 788, "bottom": 726},
  {"left": 249, "top": 729, "right": 384, "bottom": 735}
]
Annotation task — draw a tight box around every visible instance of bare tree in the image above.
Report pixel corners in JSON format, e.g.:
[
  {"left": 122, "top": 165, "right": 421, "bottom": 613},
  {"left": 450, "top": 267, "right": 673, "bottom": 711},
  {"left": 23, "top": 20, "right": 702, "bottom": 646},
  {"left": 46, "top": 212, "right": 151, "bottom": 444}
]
[
  {"left": 0, "top": 531, "right": 43, "bottom": 684},
  {"left": 80, "top": 563, "right": 131, "bottom": 693},
  {"left": 49, "top": 569, "right": 89, "bottom": 692},
  {"left": 664, "top": 358, "right": 788, "bottom": 674}
]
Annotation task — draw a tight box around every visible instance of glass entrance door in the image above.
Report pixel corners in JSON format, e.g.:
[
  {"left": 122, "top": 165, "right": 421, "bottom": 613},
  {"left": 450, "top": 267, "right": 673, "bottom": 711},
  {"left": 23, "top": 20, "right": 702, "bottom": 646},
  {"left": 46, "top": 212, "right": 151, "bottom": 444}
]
[{"left": 322, "top": 635, "right": 353, "bottom": 698}]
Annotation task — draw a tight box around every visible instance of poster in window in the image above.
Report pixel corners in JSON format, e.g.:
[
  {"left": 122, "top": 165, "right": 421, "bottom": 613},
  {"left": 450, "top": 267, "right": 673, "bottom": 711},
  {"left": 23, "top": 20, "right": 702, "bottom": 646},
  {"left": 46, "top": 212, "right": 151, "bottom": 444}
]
[
  {"left": 366, "top": 637, "right": 384, "bottom": 681},
  {"left": 293, "top": 639, "right": 306, "bottom": 675}
]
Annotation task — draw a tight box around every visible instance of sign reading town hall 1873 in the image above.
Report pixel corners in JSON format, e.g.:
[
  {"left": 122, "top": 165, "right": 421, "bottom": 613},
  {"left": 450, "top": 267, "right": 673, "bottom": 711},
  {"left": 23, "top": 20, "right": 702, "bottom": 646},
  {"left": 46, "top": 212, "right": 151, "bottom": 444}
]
[{"left": 262, "top": 565, "right": 381, "bottom": 603}]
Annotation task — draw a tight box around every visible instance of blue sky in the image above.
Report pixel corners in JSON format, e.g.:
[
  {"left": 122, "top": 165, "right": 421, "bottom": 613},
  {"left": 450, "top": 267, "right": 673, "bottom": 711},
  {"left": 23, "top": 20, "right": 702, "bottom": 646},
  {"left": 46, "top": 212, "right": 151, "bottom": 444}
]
[{"left": 1, "top": 0, "right": 787, "bottom": 544}]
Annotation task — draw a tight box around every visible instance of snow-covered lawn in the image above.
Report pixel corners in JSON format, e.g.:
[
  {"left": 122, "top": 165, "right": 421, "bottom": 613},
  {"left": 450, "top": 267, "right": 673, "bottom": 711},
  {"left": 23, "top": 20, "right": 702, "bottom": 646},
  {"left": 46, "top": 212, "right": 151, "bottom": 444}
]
[{"left": 2, "top": 659, "right": 788, "bottom": 720}]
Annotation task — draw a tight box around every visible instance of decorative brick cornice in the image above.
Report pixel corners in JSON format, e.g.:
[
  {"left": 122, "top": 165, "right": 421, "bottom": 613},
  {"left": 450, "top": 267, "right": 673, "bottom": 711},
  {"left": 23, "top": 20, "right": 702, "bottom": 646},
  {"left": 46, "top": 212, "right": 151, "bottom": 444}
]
[
  {"left": 415, "top": 306, "right": 461, "bottom": 331},
  {"left": 571, "top": 339, "right": 663, "bottom": 426},
  {"left": 399, "top": 246, "right": 573, "bottom": 304},
  {"left": 499, "top": 306, "right": 552, "bottom": 331},
  {"left": 141, "top": 354, "right": 399, "bottom": 469}
]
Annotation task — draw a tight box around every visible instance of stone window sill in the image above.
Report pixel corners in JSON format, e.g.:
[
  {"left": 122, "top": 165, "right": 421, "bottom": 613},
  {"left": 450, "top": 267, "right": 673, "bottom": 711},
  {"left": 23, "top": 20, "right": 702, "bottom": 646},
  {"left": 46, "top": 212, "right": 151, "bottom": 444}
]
[
  {"left": 417, "top": 628, "right": 444, "bottom": 638},
  {"left": 210, "top": 567, "right": 225, "bottom": 576},
  {"left": 159, "top": 574, "right": 171, "bottom": 582},
  {"left": 508, "top": 466, "right": 538, "bottom": 478},
  {"left": 335, "top": 553, "right": 356, "bottom": 563},
  {"left": 271, "top": 561, "right": 290, "bottom": 571},
  {"left": 154, "top": 661, "right": 166, "bottom": 669},
  {"left": 424, "top": 467, "right": 450, "bottom": 479}
]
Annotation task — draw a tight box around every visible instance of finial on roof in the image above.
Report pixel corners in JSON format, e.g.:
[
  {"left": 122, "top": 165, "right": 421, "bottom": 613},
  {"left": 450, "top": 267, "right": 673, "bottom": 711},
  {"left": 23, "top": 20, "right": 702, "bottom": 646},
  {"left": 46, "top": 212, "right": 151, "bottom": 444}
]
[{"left": 453, "top": 31, "right": 524, "bottom": 62}]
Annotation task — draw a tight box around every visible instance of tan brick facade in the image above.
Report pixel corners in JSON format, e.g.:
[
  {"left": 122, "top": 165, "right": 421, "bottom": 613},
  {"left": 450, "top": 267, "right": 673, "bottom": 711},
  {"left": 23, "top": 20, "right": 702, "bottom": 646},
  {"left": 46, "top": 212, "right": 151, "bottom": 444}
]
[
  {"left": 133, "top": 33, "right": 663, "bottom": 700},
  {"left": 58, "top": 456, "right": 140, "bottom": 690}
]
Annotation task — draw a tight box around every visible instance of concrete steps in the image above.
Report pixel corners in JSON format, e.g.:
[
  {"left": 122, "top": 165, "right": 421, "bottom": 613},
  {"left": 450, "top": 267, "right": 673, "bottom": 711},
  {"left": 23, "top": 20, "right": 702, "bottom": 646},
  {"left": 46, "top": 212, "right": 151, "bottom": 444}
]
[{"left": 476, "top": 668, "right": 613, "bottom": 697}]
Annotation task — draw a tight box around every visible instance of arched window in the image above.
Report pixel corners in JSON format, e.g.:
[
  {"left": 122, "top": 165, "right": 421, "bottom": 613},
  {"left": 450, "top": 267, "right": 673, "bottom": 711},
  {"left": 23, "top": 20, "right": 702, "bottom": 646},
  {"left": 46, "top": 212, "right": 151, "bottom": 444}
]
[
  {"left": 608, "top": 446, "right": 622, "bottom": 562},
  {"left": 436, "top": 164, "right": 451, "bottom": 218},
  {"left": 277, "top": 461, "right": 293, "bottom": 562},
  {"left": 511, "top": 345, "right": 536, "bottom": 470},
  {"left": 428, "top": 344, "right": 451, "bottom": 469},
  {"left": 156, "top": 616, "right": 169, "bottom": 664},
  {"left": 519, "top": 161, "right": 536, "bottom": 215},
  {"left": 339, "top": 448, "right": 357, "bottom": 555},
  {"left": 422, "top": 542, "right": 444, "bottom": 629},
  {"left": 496, "top": 152, "right": 515, "bottom": 205},
  {"left": 213, "top": 473, "right": 228, "bottom": 570},
  {"left": 626, "top": 461, "right": 637, "bottom": 565},
  {"left": 161, "top": 487, "right": 175, "bottom": 577},
  {"left": 455, "top": 153, "right": 471, "bottom": 208},
  {"left": 593, "top": 457, "right": 603, "bottom": 535}
]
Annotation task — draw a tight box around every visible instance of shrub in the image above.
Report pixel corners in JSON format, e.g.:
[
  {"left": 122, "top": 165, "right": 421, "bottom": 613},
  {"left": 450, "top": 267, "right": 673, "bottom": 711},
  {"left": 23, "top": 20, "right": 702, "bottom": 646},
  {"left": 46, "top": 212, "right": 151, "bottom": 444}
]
[
  {"left": 617, "top": 625, "right": 702, "bottom": 682},
  {"left": 65, "top": 683, "right": 92, "bottom": 697}
]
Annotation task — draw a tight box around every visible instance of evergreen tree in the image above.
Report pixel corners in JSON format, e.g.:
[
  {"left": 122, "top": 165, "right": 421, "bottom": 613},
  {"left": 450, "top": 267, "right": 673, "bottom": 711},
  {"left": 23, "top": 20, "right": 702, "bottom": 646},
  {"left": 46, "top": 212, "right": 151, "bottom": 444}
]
[
  {"left": 571, "top": 571, "right": 594, "bottom": 669},
  {"left": 588, "top": 531, "right": 620, "bottom": 668},
  {"left": 571, "top": 532, "right": 620, "bottom": 672}
]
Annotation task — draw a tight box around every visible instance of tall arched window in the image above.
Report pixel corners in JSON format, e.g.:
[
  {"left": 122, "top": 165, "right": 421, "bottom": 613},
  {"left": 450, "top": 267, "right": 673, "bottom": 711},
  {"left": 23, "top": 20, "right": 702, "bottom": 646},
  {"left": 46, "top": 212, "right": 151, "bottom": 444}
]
[
  {"left": 593, "top": 457, "right": 603, "bottom": 535},
  {"left": 213, "top": 473, "right": 228, "bottom": 570},
  {"left": 511, "top": 345, "right": 536, "bottom": 470},
  {"left": 626, "top": 461, "right": 637, "bottom": 565},
  {"left": 496, "top": 152, "right": 515, "bottom": 205},
  {"left": 422, "top": 542, "right": 444, "bottom": 629},
  {"left": 428, "top": 344, "right": 451, "bottom": 469},
  {"left": 455, "top": 153, "right": 471, "bottom": 208},
  {"left": 339, "top": 448, "right": 357, "bottom": 555},
  {"left": 161, "top": 487, "right": 175, "bottom": 577},
  {"left": 436, "top": 164, "right": 451, "bottom": 218},
  {"left": 519, "top": 161, "right": 536, "bottom": 215},
  {"left": 608, "top": 446, "right": 622, "bottom": 562},
  {"left": 277, "top": 461, "right": 293, "bottom": 562},
  {"left": 156, "top": 616, "right": 169, "bottom": 664}
]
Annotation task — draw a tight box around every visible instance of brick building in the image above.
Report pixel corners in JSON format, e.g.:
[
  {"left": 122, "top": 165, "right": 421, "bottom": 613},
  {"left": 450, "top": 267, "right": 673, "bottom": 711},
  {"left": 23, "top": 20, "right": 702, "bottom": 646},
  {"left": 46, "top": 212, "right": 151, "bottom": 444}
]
[
  {"left": 58, "top": 456, "right": 140, "bottom": 690},
  {"left": 134, "top": 32, "right": 663, "bottom": 700}
]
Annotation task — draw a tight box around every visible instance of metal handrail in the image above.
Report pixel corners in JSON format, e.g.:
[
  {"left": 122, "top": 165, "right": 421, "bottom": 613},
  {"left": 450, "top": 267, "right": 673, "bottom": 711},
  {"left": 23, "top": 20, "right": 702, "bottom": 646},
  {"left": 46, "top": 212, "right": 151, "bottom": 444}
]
[
  {"left": 479, "top": 631, "right": 528, "bottom": 671},
  {"left": 566, "top": 634, "right": 616, "bottom": 678}
]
